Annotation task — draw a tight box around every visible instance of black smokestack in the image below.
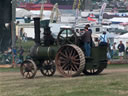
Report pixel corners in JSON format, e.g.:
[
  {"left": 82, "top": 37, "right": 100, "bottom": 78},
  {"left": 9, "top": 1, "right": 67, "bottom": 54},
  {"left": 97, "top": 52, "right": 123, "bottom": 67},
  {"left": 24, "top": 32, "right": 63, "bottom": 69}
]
[{"left": 33, "top": 17, "right": 40, "bottom": 45}]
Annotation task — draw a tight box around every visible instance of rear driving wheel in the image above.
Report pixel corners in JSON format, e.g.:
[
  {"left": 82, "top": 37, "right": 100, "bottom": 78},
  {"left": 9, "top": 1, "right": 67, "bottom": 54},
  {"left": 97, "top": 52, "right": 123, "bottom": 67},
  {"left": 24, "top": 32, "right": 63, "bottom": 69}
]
[
  {"left": 55, "top": 44, "right": 85, "bottom": 77},
  {"left": 83, "top": 67, "right": 104, "bottom": 75}
]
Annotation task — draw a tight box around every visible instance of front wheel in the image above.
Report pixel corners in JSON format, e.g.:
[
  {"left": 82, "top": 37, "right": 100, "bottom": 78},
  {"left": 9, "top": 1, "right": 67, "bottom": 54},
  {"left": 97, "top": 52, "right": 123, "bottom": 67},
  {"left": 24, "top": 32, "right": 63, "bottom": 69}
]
[
  {"left": 20, "top": 59, "right": 37, "bottom": 79},
  {"left": 40, "top": 60, "right": 56, "bottom": 76}
]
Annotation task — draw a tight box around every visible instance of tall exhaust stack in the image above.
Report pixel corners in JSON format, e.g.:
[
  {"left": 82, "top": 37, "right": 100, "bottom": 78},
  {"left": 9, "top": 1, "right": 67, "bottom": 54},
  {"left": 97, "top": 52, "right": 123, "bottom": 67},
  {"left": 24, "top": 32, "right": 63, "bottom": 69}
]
[{"left": 33, "top": 17, "right": 40, "bottom": 45}]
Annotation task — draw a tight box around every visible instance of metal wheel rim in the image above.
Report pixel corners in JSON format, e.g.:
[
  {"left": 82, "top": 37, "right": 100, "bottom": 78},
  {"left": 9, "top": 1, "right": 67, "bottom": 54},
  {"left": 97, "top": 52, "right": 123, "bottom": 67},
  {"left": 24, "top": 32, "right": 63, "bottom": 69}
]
[
  {"left": 20, "top": 59, "right": 37, "bottom": 79},
  {"left": 83, "top": 67, "right": 104, "bottom": 75},
  {"left": 55, "top": 44, "right": 85, "bottom": 77},
  {"left": 40, "top": 60, "right": 56, "bottom": 76}
]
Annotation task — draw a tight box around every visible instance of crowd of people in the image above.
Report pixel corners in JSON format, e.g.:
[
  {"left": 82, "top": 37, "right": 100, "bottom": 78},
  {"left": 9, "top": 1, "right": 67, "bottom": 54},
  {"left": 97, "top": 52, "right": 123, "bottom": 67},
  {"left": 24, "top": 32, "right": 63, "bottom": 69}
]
[
  {"left": 1, "top": 46, "right": 24, "bottom": 64},
  {"left": 109, "top": 41, "right": 128, "bottom": 61}
]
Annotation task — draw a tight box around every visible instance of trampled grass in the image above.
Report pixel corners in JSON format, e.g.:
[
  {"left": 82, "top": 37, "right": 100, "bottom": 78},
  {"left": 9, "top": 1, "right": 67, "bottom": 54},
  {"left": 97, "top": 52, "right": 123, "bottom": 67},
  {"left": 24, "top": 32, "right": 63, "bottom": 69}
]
[{"left": 0, "top": 64, "right": 128, "bottom": 96}]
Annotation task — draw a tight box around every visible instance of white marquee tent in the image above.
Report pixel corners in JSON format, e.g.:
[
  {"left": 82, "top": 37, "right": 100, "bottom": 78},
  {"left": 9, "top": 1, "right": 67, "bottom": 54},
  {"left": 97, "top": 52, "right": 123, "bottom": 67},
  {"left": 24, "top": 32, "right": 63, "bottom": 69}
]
[{"left": 16, "top": 8, "right": 33, "bottom": 18}]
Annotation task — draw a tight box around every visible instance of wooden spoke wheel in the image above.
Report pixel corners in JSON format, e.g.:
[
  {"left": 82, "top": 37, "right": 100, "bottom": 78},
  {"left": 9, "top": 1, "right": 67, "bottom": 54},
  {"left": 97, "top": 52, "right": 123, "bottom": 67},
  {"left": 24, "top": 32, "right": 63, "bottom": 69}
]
[
  {"left": 55, "top": 44, "right": 85, "bottom": 77},
  {"left": 40, "top": 60, "right": 56, "bottom": 76},
  {"left": 57, "top": 28, "right": 78, "bottom": 45},
  {"left": 20, "top": 59, "right": 37, "bottom": 79},
  {"left": 83, "top": 67, "right": 104, "bottom": 75}
]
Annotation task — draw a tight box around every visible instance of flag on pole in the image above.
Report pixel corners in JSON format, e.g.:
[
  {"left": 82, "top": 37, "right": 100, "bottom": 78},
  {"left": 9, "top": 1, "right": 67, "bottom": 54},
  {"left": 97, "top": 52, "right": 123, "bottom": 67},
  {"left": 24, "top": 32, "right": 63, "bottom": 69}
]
[
  {"left": 98, "top": 3, "right": 107, "bottom": 24},
  {"left": 87, "top": 17, "right": 96, "bottom": 22}
]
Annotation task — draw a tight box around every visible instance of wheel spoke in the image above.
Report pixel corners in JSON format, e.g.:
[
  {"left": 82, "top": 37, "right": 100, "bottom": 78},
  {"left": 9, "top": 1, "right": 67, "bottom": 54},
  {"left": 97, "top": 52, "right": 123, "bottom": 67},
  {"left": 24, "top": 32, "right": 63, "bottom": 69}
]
[
  {"left": 59, "top": 56, "right": 67, "bottom": 61},
  {"left": 72, "top": 61, "right": 80, "bottom": 65},
  {"left": 46, "top": 60, "right": 48, "bottom": 64},
  {"left": 30, "top": 70, "right": 34, "bottom": 74},
  {"left": 73, "top": 58, "right": 80, "bottom": 61},
  {"left": 70, "top": 49, "right": 74, "bottom": 57},
  {"left": 26, "top": 72, "right": 30, "bottom": 78},
  {"left": 46, "top": 70, "right": 49, "bottom": 75},
  {"left": 67, "top": 67, "right": 70, "bottom": 74},
  {"left": 40, "top": 60, "right": 56, "bottom": 76},
  {"left": 67, "top": 40, "right": 73, "bottom": 44},
  {"left": 71, "top": 64, "right": 76, "bottom": 71},
  {"left": 60, "top": 35, "right": 65, "bottom": 40},
  {"left": 66, "top": 47, "right": 72, "bottom": 56},
  {"left": 64, "top": 50, "right": 69, "bottom": 57},
  {"left": 90, "top": 69, "right": 93, "bottom": 73},
  {"left": 61, "top": 63, "right": 67, "bottom": 69},
  {"left": 63, "top": 64, "right": 69, "bottom": 70},
  {"left": 66, "top": 29, "right": 68, "bottom": 38},
  {"left": 50, "top": 69, "right": 53, "bottom": 73},
  {"left": 70, "top": 67, "right": 72, "bottom": 75},
  {"left": 71, "top": 59, "right": 80, "bottom": 65},
  {"left": 60, "top": 60, "right": 66, "bottom": 64},
  {"left": 72, "top": 50, "right": 77, "bottom": 57},
  {"left": 72, "top": 64, "right": 78, "bottom": 71},
  {"left": 55, "top": 45, "right": 85, "bottom": 77},
  {"left": 23, "top": 71, "right": 26, "bottom": 74},
  {"left": 74, "top": 55, "right": 79, "bottom": 58},
  {"left": 23, "top": 63, "right": 27, "bottom": 67},
  {"left": 59, "top": 52, "right": 67, "bottom": 58},
  {"left": 92, "top": 69, "right": 94, "bottom": 73}
]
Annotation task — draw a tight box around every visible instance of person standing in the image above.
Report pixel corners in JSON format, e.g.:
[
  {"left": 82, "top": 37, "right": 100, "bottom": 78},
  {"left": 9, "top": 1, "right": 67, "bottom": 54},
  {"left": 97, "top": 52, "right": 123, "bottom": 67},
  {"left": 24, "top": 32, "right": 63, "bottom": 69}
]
[
  {"left": 107, "top": 41, "right": 111, "bottom": 60},
  {"left": 86, "top": 24, "right": 93, "bottom": 47},
  {"left": 86, "top": 24, "right": 92, "bottom": 32},
  {"left": 125, "top": 42, "right": 128, "bottom": 58},
  {"left": 7, "top": 47, "right": 12, "bottom": 63},
  {"left": 12, "top": 47, "right": 17, "bottom": 56},
  {"left": 111, "top": 42, "right": 117, "bottom": 58},
  {"left": 25, "top": 32, "right": 27, "bottom": 42},
  {"left": 81, "top": 25, "right": 92, "bottom": 57},
  {"left": 22, "top": 32, "right": 25, "bottom": 42},
  {"left": 7, "top": 47, "right": 12, "bottom": 55},
  {"left": 99, "top": 31, "right": 108, "bottom": 46},
  {"left": 19, "top": 28, "right": 23, "bottom": 40},
  {"left": 18, "top": 46, "right": 24, "bottom": 63},
  {"left": 117, "top": 41, "right": 125, "bottom": 61}
]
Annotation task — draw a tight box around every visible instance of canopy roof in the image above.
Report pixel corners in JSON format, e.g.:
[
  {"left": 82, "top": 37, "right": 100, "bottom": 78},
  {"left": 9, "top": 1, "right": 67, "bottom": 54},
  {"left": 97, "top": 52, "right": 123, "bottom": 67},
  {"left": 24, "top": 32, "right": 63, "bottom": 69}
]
[{"left": 16, "top": 8, "right": 33, "bottom": 17}]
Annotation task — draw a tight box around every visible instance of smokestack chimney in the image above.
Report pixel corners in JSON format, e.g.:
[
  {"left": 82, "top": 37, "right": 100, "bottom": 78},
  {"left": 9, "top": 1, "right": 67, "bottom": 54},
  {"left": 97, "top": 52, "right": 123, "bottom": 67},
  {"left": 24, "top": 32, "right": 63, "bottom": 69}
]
[{"left": 33, "top": 17, "right": 40, "bottom": 45}]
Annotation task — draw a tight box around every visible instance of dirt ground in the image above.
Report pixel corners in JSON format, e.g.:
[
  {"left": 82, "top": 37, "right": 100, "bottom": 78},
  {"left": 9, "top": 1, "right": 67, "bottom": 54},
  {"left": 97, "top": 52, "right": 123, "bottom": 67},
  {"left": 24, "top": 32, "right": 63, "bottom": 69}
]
[
  {"left": 109, "top": 59, "right": 128, "bottom": 64},
  {"left": 103, "top": 68, "right": 128, "bottom": 74},
  {"left": 0, "top": 68, "right": 128, "bottom": 78}
]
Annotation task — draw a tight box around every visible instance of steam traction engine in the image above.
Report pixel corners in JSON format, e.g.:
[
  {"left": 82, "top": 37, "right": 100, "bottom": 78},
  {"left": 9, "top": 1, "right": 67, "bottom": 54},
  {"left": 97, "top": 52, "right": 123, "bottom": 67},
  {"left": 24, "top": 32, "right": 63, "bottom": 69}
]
[{"left": 20, "top": 18, "right": 108, "bottom": 78}]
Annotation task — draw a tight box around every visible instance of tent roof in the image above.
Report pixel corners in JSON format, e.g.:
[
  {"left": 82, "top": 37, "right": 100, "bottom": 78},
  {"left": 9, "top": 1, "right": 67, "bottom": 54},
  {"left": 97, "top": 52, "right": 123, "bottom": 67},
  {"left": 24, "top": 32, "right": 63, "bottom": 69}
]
[
  {"left": 16, "top": 8, "right": 33, "bottom": 17},
  {"left": 117, "top": 33, "right": 128, "bottom": 38}
]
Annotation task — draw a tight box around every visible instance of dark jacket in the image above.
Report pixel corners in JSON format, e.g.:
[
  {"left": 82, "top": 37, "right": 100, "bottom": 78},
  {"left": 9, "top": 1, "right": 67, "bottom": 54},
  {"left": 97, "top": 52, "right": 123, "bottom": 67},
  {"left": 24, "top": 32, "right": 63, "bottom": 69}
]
[
  {"left": 118, "top": 43, "right": 125, "bottom": 52},
  {"left": 81, "top": 30, "right": 92, "bottom": 43},
  {"left": 18, "top": 48, "right": 24, "bottom": 56},
  {"left": 126, "top": 47, "right": 128, "bottom": 54}
]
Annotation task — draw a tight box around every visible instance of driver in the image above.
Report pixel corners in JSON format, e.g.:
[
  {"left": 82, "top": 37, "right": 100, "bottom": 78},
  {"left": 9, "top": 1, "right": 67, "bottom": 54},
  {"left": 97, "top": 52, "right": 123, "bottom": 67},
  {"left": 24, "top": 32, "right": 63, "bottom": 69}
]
[
  {"left": 43, "top": 27, "right": 55, "bottom": 46},
  {"left": 81, "top": 25, "right": 92, "bottom": 57}
]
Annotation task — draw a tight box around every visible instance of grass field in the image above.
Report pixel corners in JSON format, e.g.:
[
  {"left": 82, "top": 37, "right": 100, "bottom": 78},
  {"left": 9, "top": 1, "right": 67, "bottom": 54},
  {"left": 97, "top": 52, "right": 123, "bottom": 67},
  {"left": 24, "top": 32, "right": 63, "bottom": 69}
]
[{"left": 0, "top": 64, "right": 128, "bottom": 96}]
